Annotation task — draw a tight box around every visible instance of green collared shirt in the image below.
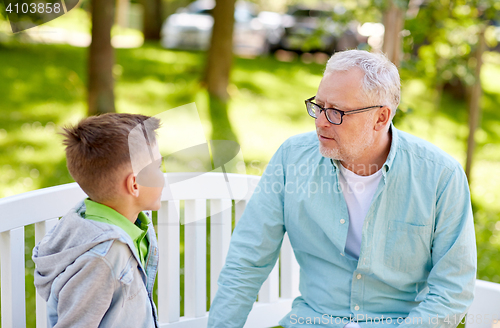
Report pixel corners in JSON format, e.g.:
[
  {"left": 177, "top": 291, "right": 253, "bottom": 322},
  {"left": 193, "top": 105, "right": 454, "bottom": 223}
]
[{"left": 84, "top": 199, "right": 150, "bottom": 267}]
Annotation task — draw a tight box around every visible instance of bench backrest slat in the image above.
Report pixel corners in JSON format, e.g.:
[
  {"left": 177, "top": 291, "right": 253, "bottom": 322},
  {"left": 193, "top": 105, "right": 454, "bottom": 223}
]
[
  {"left": 280, "top": 234, "right": 301, "bottom": 299},
  {"left": 162, "top": 173, "right": 256, "bottom": 202},
  {"left": 183, "top": 199, "right": 207, "bottom": 318},
  {"left": 0, "top": 184, "right": 86, "bottom": 233},
  {"left": 259, "top": 262, "right": 280, "bottom": 303},
  {"left": 158, "top": 200, "right": 181, "bottom": 324},
  {"left": 209, "top": 199, "right": 233, "bottom": 303},
  {"left": 235, "top": 200, "right": 246, "bottom": 225},
  {"left": 34, "top": 219, "right": 58, "bottom": 328},
  {"left": 0, "top": 227, "right": 27, "bottom": 328}
]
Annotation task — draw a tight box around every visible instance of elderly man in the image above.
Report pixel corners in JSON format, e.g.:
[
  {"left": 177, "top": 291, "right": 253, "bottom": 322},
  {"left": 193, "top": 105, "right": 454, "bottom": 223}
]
[{"left": 207, "top": 50, "right": 476, "bottom": 328}]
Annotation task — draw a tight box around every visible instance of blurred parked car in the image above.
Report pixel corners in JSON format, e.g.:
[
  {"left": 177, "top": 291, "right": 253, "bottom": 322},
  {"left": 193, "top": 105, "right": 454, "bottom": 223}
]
[
  {"left": 277, "top": 6, "right": 366, "bottom": 54},
  {"left": 161, "top": 0, "right": 281, "bottom": 56},
  {"left": 277, "top": 7, "right": 340, "bottom": 54}
]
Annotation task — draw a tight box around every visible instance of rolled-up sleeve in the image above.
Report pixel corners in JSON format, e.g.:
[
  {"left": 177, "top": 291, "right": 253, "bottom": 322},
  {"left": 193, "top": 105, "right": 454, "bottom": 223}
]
[
  {"left": 207, "top": 145, "right": 287, "bottom": 328},
  {"left": 397, "top": 165, "right": 477, "bottom": 328}
]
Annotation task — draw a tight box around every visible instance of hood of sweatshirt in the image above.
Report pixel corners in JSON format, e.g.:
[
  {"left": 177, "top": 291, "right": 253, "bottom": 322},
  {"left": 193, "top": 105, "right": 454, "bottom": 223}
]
[{"left": 32, "top": 201, "right": 122, "bottom": 301}]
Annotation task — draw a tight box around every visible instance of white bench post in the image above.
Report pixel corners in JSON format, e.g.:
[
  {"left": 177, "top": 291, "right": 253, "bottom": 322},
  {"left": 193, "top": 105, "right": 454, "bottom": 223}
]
[
  {"left": 259, "top": 262, "right": 280, "bottom": 303},
  {"left": 0, "top": 227, "right": 27, "bottom": 328},
  {"left": 280, "top": 233, "right": 300, "bottom": 299},
  {"left": 34, "top": 219, "right": 59, "bottom": 328},
  {"left": 234, "top": 200, "right": 246, "bottom": 226},
  {"left": 158, "top": 200, "right": 180, "bottom": 323},
  {"left": 209, "top": 199, "right": 232, "bottom": 303},
  {"left": 184, "top": 199, "right": 207, "bottom": 318}
]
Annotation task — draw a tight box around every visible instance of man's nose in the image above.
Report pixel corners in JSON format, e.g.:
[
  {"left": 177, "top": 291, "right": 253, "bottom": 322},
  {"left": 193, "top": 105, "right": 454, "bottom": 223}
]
[{"left": 315, "top": 110, "right": 331, "bottom": 128}]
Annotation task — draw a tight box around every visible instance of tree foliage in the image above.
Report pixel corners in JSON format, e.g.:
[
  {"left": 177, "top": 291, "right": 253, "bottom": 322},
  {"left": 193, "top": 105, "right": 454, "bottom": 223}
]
[{"left": 403, "top": 0, "right": 500, "bottom": 91}]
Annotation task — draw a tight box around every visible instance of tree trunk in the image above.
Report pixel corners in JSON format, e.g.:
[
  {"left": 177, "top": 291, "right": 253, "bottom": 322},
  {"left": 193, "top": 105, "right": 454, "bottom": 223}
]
[
  {"left": 205, "top": 0, "right": 237, "bottom": 141},
  {"left": 382, "top": 0, "right": 405, "bottom": 66},
  {"left": 88, "top": 0, "right": 116, "bottom": 115},
  {"left": 141, "top": 0, "right": 163, "bottom": 40},
  {"left": 465, "top": 25, "right": 486, "bottom": 182}
]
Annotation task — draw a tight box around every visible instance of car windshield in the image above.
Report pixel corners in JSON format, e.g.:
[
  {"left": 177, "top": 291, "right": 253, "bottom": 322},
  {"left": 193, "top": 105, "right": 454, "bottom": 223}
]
[
  {"left": 188, "top": 7, "right": 254, "bottom": 22},
  {"left": 291, "top": 9, "right": 331, "bottom": 18},
  {"left": 186, "top": 0, "right": 257, "bottom": 21},
  {"left": 196, "top": 9, "right": 212, "bottom": 15},
  {"left": 235, "top": 9, "right": 254, "bottom": 22}
]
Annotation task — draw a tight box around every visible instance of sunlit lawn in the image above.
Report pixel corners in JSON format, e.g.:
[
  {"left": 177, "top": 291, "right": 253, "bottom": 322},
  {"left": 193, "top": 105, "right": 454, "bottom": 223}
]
[{"left": 0, "top": 41, "right": 499, "bottom": 327}]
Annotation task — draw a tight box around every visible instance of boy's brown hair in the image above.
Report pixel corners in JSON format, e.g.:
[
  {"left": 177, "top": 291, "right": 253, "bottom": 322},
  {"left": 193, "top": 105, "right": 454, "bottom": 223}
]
[{"left": 60, "top": 113, "right": 161, "bottom": 203}]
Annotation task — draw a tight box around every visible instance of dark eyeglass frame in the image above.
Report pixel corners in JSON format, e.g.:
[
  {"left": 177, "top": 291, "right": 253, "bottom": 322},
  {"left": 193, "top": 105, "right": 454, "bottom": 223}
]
[{"left": 305, "top": 96, "right": 384, "bottom": 125}]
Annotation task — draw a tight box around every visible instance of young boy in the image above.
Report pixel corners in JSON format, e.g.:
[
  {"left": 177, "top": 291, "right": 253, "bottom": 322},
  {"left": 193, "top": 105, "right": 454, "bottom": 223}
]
[{"left": 32, "top": 113, "right": 164, "bottom": 328}]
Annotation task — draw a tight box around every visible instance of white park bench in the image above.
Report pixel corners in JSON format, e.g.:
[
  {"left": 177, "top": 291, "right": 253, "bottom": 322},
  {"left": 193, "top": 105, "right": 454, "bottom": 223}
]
[{"left": 0, "top": 172, "right": 499, "bottom": 328}]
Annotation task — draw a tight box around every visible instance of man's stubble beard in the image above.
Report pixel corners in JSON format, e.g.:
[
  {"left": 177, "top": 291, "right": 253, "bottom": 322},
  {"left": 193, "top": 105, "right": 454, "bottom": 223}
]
[{"left": 318, "top": 119, "right": 375, "bottom": 163}]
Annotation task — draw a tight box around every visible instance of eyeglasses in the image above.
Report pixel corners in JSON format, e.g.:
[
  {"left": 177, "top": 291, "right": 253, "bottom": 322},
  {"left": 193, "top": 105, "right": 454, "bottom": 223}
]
[{"left": 305, "top": 96, "right": 383, "bottom": 125}]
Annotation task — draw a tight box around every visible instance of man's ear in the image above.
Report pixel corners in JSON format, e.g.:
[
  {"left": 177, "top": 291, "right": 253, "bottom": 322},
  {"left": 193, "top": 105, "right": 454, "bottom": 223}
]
[
  {"left": 125, "top": 173, "right": 140, "bottom": 197},
  {"left": 374, "top": 106, "right": 391, "bottom": 131}
]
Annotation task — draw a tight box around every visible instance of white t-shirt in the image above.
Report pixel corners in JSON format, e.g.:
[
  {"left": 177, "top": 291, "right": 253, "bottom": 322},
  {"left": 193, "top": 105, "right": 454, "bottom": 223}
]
[
  {"left": 338, "top": 164, "right": 383, "bottom": 328},
  {"left": 338, "top": 164, "right": 383, "bottom": 260},
  {"left": 344, "top": 321, "right": 362, "bottom": 328}
]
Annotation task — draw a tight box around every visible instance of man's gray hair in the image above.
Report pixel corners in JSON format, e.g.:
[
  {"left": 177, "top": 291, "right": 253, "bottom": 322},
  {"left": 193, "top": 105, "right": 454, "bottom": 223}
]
[{"left": 324, "top": 50, "right": 400, "bottom": 119}]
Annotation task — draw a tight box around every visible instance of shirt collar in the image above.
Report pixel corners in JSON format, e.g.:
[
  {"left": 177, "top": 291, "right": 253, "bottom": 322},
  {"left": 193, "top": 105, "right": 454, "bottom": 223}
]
[
  {"left": 383, "top": 123, "right": 399, "bottom": 174},
  {"left": 84, "top": 199, "right": 150, "bottom": 241},
  {"left": 329, "top": 123, "right": 399, "bottom": 175}
]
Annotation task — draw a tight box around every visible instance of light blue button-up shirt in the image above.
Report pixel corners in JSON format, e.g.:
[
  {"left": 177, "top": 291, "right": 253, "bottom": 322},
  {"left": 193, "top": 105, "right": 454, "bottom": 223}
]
[{"left": 207, "top": 125, "right": 477, "bottom": 328}]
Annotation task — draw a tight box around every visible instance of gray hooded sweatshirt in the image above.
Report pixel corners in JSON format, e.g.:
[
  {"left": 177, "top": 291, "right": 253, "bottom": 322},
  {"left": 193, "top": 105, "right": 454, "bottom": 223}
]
[{"left": 32, "top": 201, "right": 158, "bottom": 328}]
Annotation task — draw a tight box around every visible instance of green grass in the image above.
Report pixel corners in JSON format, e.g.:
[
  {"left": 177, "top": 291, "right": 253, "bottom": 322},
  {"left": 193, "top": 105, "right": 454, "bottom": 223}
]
[
  {"left": 0, "top": 42, "right": 325, "bottom": 198},
  {"left": 0, "top": 41, "right": 499, "bottom": 327}
]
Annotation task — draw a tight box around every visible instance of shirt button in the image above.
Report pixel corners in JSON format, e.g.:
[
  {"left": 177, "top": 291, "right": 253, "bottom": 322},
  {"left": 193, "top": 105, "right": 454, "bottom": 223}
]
[
  {"left": 355, "top": 305, "right": 360, "bottom": 311},
  {"left": 340, "top": 252, "right": 344, "bottom": 256},
  {"left": 340, "top": 219, "right": 345, "bottom": 224},
  {"left": 357, "top": 274, "right": 362, "bottom": 279}
]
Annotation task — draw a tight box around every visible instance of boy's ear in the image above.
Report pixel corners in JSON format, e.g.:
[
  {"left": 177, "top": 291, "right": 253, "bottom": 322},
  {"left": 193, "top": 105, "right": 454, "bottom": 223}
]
[{"left": 125, "top": 173, "right": 140, "bottom": 197}]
